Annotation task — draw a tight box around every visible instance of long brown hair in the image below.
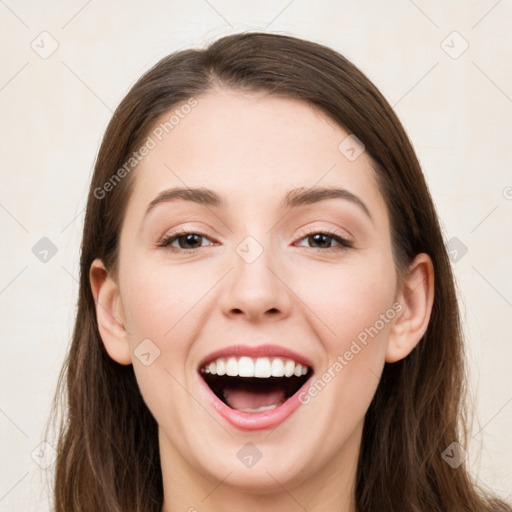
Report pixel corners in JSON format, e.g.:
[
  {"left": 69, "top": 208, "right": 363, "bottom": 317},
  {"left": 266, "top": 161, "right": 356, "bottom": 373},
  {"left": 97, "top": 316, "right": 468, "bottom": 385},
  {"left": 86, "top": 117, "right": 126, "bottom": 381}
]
[{"left": 46, "top": 31, "right": 511, "bottom": 511}]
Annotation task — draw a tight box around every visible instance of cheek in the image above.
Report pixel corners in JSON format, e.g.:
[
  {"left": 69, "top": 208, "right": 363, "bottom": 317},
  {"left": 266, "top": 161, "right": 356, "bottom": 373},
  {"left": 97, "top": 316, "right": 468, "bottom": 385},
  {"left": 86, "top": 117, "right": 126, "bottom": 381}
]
[
  {"left": 119, "top": 257, "right": 204, "bottom": 435},
  {"left": 120, "top": 256, "right": 208, "bottom": 341},
  {"left": 295, "top": 253, "right": 397, "bottom": 406},
  {"left": 297, "top": 254, "right": 397, "bottom": 351},
  {"left": 300, "top": 269, "right": 395, "bottom": 429},
  {"left": 119, "top": 256, "right": 214, "bottom": 414}
]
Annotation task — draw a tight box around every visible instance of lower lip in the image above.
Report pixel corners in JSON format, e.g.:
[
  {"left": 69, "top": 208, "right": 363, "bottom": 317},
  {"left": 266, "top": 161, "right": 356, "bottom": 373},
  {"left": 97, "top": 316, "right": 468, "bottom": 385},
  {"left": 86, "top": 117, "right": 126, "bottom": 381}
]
[{"left": 199, "top": 373, "right": 313, "bottom": 431}]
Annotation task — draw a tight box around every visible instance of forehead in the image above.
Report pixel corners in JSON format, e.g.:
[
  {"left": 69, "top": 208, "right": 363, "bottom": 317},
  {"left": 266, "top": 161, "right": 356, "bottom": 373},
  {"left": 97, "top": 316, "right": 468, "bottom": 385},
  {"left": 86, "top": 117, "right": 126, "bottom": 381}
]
[{"left": 124, "top": 88, "right": 388, "bottom": 224}]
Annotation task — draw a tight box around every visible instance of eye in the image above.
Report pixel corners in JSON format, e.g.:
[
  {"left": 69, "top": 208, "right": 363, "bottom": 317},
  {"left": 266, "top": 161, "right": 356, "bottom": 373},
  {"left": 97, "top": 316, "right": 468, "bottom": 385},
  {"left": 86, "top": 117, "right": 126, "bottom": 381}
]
[
  {"left": 157, "top": 229, "right": 217, "bottom": 252},
  {"left": 294, "top": 229, "right": 353, "bottom": 253},
  {"left": 157, "top": 228, "right": 353, "bottom": 254}
]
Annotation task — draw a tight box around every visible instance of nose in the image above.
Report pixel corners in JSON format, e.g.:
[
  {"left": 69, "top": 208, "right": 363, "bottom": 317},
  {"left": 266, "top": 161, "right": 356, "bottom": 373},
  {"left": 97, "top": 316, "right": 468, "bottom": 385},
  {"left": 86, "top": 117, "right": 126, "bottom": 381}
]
[{"left": 220, "top": 237, "right": 292, "bottom": 323}]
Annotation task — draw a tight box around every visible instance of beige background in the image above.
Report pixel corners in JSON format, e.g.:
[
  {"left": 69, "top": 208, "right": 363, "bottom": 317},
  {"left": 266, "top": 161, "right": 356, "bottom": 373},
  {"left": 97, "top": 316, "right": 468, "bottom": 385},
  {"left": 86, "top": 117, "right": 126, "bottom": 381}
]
[{"left": 0, "top": 0, "right": 511, "bottom": 509}]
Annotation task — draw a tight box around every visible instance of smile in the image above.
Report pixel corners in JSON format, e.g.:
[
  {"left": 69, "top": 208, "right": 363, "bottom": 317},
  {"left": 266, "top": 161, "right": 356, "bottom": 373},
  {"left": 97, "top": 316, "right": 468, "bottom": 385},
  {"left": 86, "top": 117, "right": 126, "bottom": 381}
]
[{"left": 198, "top": 346, "right": 314, "bottom": 431}]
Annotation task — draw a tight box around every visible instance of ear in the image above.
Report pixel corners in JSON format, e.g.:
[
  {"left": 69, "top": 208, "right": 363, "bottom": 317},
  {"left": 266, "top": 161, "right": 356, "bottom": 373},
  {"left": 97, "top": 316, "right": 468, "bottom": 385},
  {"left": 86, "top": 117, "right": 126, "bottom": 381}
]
[
  {"left": 89, "top": 258, "right": 132, "bottom": 365},
  {"left": 386, "top": 253, "right": 435, "bottom": 363}
]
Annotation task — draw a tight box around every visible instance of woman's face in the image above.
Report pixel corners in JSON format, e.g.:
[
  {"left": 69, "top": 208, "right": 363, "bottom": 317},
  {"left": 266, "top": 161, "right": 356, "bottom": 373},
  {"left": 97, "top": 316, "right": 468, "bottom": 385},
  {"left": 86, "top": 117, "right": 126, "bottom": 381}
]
[{"left": 106, "top": 87, "right": 404, "bottom": 494}]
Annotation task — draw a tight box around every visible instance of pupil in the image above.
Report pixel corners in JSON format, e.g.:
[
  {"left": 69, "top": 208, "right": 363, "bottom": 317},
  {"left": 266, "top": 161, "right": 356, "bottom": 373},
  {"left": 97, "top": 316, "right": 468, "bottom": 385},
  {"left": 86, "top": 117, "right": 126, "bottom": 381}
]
[
  {"left": 181, "top": 234, "right": 201, "bottom": 249},
  {"left": 310, "top": 234, "right": 330, "bottom": 248}
]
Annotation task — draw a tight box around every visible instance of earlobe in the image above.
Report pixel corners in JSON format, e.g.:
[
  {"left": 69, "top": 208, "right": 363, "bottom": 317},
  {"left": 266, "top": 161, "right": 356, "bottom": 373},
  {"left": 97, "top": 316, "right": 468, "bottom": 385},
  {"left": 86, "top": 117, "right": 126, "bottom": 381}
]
[
  {"left": 385, "top": 253, "right": 435, "bottom": 363},
  {"left": 89, "top": 258, "right": 132, "bottom": 365}
]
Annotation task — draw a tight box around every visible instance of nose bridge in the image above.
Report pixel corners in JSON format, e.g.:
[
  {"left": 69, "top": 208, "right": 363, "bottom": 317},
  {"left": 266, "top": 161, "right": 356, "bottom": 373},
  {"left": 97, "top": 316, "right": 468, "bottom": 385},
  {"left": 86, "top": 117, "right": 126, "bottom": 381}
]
[{"left": 221, "top": 228, "right": 291, "bottom": 320}]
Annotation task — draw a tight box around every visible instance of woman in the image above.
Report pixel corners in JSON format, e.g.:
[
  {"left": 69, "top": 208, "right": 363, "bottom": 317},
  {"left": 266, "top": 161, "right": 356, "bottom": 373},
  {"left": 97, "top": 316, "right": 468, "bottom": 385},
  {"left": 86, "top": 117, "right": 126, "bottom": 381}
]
[{"left": 46, "top": 31, "right": 511, "bottom": 511}]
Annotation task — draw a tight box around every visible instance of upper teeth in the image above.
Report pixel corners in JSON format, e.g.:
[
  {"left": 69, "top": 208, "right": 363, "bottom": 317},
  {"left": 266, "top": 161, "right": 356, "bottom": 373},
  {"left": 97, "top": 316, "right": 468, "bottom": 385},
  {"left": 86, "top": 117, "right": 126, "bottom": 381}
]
[{"left": 202, "top": 356, "right": 309, "bottom": 378}]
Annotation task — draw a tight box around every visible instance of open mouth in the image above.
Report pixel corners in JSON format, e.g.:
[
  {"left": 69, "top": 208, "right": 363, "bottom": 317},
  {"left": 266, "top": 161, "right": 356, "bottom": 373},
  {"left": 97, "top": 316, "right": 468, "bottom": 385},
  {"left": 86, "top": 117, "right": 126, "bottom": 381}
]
[{"left": 199, "top": 356, "right": 313, "bottom": 414}]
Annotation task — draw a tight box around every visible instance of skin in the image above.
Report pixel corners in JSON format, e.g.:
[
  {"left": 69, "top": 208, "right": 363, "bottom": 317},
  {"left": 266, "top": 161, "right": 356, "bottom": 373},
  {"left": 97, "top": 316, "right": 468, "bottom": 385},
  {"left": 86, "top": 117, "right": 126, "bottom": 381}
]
[{"left": 90, "top": 87, "right": 434, "bottom": 512}]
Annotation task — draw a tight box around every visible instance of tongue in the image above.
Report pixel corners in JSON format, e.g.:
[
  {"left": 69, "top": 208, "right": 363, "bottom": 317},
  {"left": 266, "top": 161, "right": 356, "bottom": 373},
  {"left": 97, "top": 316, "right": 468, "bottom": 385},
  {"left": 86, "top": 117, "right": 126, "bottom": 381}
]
[{"left": 223, "top": 385, "right": 286, "bottom": 412}]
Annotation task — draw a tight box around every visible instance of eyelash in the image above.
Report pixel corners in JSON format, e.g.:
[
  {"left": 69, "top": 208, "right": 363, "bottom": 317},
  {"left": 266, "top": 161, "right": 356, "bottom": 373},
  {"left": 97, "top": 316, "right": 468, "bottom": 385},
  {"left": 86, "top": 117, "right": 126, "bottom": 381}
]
[{"left": 157, "top": 227, "right": 354, "bottom": 254}]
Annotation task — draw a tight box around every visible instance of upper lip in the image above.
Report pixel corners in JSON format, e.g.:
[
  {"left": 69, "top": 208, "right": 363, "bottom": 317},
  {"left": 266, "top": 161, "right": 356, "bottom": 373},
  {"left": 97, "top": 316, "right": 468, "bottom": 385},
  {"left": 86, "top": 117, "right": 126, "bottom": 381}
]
[{"left": 198, "top": 344, "right": 314, "bottom": 371}]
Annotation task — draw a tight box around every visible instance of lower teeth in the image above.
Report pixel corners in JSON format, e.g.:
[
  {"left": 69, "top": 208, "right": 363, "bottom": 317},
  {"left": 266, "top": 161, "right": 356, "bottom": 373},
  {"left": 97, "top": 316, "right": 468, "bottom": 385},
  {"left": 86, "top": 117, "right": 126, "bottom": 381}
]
[{"left": 236, "top": 404, "right": 280, "bottom": 413}]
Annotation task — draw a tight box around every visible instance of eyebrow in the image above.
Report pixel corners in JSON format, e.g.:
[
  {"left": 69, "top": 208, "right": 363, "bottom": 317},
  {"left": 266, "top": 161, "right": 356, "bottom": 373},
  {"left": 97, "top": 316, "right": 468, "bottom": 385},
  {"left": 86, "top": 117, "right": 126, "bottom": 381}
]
[{"left": 145, "top": 186, "right": 373, "bottom": 222}]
